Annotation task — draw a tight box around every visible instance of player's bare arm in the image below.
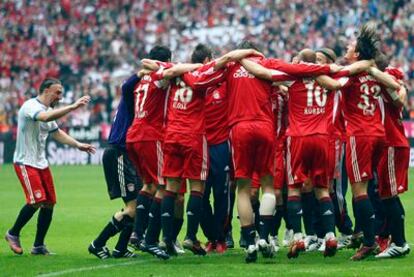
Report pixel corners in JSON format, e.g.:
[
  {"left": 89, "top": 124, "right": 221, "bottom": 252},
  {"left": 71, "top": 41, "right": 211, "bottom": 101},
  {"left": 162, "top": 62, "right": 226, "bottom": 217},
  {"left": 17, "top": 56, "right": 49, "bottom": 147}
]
[
  {"left": 316, "top": 75, "right": 343, "bottom": 90},
  {"left": 36, "top": 96, "right": 90, "bottom": 122},
  {"left": 214, "top": 49, "right": 263, "bottom": 70},
  {"left": 341, "top": 60, "right": 374, "bottom": 75},
  {"left": 162, "top": 63, "right": 203, "bottom": 79},
  {"left": 51, "top": 129, "right": 96, "bottom": 154},
  {"left": 240, "top": 58, "right": 273, "bottom": 80}
]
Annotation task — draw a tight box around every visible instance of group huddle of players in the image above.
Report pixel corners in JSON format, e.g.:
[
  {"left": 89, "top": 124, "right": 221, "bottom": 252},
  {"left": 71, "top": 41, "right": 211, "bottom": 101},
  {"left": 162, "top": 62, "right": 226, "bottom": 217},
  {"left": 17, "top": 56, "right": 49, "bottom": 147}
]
[{"left": 88, "top": 23, "right": 410, "bottom": 263}]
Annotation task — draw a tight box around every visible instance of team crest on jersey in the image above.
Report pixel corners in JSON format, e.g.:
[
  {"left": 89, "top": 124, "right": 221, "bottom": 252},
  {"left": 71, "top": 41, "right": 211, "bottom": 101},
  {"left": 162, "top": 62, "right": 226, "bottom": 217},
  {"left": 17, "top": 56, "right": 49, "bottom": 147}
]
[
  {"left": 127, "top": 183, "right": 135, "bottom": 192},
  {"left": 34, "top": 190, "right": 42, "bottom": 199},
  {"left": 213, "top": 91, "right": 221, "bottom": 99}
]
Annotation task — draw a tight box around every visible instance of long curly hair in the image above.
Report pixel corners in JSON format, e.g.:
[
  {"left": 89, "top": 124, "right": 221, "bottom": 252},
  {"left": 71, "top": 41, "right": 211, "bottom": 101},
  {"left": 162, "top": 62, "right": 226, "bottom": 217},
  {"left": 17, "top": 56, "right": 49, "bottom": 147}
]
[{"left": 355, "top": 22, "right": 381, "bottom": 60}]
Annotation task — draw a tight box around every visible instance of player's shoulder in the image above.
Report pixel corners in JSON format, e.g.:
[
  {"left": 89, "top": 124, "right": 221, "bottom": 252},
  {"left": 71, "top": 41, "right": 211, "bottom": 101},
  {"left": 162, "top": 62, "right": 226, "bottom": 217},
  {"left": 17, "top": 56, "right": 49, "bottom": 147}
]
[{"left": 21, "top": 98, "right": 45, "bottom": 110}]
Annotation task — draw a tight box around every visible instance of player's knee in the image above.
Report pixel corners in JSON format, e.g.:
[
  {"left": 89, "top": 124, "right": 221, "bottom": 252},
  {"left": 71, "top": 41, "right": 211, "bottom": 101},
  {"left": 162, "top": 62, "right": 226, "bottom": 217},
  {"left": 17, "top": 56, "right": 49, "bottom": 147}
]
[
  {"left": 260, "top": 193, "right": 276, "bottom": 216},
  {"left": 314, "top": 188, "right": 329, "bottom": 200}
]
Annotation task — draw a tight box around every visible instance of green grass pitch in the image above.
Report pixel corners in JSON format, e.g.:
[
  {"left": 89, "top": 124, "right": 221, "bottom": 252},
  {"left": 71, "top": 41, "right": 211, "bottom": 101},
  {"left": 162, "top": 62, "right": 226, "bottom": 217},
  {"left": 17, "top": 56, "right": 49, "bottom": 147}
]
[{"left": 0, "top": 164, "right": 413, "bottom": 276}]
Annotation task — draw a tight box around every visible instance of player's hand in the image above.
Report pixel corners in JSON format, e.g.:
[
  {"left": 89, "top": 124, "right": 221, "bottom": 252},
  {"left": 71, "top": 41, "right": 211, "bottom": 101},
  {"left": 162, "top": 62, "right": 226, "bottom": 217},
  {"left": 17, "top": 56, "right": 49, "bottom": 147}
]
[
  {"left": 73, "top": 96, "right": 90, "bottom": 109},
  {"left": 226, "top": 49, "right": 264, "bottom": 61},
  {"left": 77, "top": 143, "right": 96, "bottom": 154},
  {"left": 329, "top": 63, "right": 343, "bottom": 73},
  {"left": 141, "top": 59, "right": 160, "bottom": 71},
  {"left": 138, "top": 69, "right": 153, "bottom": 77}
]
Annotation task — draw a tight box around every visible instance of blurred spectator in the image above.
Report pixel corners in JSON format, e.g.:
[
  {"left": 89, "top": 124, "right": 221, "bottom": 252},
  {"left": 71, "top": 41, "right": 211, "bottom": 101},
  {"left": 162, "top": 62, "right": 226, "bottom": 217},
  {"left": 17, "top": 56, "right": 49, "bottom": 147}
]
[{"left": 0, "top": 0, "right": 413, "bottom": 134}]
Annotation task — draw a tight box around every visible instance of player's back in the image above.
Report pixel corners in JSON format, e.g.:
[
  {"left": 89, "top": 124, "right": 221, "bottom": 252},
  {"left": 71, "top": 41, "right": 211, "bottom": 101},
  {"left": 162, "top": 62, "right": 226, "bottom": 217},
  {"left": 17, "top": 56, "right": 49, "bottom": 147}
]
[
  {"left": 226, "top": 58, "right": 273, "bottom": 127},
  {"left": 205, "top": 82, "right": 228, "bottom": 145},
  {"left": 166, "top": 61, "right": 225, "bottom": 135},
  {"left": 126, "top": 71, "right": 170, "bottom": 142},
  {"left": 341, "top": 72, "right": 385, "bottom": 137},
  {"left": 285, "top": 78, "right": 333, "bottom": 136}
]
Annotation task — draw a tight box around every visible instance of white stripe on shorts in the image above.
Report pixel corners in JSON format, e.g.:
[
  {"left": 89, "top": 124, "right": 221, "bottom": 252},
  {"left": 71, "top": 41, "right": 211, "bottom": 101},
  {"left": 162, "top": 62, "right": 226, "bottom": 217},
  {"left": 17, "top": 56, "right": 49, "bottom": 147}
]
[
  {"left": 20, "top": 165, "right": 35, "bottom": 204},
  {"left": 350, "top": 136, "right": 361, "bottom": 183},
  {"left": 200, "top": 136, "right": 208, "bottom": 181},
  {"left": 388, "top": 147, "right": 397, "bottom": 196},
  {"left": 156, "top": 141, "right": 164, "bottom": 185},
  {"left": 286, "top": 136, "right": 294, "bottom": 184},
  {"left": 118, "top": 155, "right": 126, "bottom": 197}
]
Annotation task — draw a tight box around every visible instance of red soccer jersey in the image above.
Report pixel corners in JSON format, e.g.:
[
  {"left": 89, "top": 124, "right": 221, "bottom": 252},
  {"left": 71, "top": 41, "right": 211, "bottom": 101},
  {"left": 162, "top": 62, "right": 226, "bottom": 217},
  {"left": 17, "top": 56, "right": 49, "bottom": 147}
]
[
  {"left": 329, "top": 91, "right": 347, "bottom": 141},
  {"left": 126, "top": 65, "right": 171, "bottom": 143},
  {"left": 271, "top": 85, "right": 288, "bottom": 139},
  {"left": 341, "top": 72, "right": 385, "bottom": 137},
  {"left": 225, "top": 57, "right": 274, "bottom": 127},
  {"left": 165, "top": 61, "right": 226, "bottom": 135},
  {"left": 205, "top": 82, "right": 229, "bottom": 145},
  {"left": 382, "top": 67, "right": 409, "bottom": 147},
  {"left": 283, "top": 78, "right": 334, "bottom": 136}
]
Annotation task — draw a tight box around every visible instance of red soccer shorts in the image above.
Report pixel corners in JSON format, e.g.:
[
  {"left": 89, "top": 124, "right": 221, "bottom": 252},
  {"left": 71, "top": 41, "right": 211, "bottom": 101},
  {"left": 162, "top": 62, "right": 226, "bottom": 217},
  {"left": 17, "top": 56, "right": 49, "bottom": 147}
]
[
  {"left": 328, "top": 137, "right": 344, "bottom": 181},
  {"left": 286, "top": 135, "right": 330, "bottom": 188},
  {"left": 377, "top": 146, "right": 409, "bottom": 198},
  {"left": 346, "top": 136, "right": 385, "bottom": 184},
  {"left": 14, "top": 164, "right": 56, "bottom": 205},
  {"left": 163, "top": 132, "right": 209, "bottom": 181},
  {"left": 127, "top": 141, "right": 165, "bottom": 186},
  {"left": 273, "top": 138, "right": 286, "bottom": 190},
  {"left": 229, "top": 121, "right": 275, "bottom": 180}
]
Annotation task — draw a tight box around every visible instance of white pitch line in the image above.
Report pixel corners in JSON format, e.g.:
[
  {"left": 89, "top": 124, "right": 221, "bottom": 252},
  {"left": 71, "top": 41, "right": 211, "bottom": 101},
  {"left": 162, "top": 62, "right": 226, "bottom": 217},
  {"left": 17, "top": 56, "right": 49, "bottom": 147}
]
[
  {"left": 36, "top": 252, "right": 241, "bottom": 277},
  {"left": 36, "top": 260, "right": 141, "bottom": 277}
]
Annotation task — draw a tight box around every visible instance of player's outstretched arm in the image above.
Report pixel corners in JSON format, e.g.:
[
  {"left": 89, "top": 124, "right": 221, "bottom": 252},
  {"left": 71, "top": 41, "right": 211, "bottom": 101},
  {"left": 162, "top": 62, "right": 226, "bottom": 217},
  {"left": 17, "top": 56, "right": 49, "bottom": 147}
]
[
  {"left": 240, "top": 58, "right": 273, "bottom": 80},
  {"left": 36, "top": 96, "right": 90, "bottom": 122},
  {"left": 341, "top": 60, "right": 374, "bottom": 75},
  {"left": 162, "top": 63, "right": 203, "bottom": 79},
  {"left": 214, "top": 49, "right": 263, "bottom": 70},
  {"left": 316, "top": 75, "right": 343, "bottom": 90},
  {"left": 51, "top": 129, "right": 96, "bottom": 154}
]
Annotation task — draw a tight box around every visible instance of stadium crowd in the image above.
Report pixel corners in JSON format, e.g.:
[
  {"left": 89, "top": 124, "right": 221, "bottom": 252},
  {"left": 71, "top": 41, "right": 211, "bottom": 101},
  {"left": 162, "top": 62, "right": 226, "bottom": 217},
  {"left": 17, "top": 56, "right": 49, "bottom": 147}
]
[{"left": 0, "top": 0, "right": 413, "bottom": 134}]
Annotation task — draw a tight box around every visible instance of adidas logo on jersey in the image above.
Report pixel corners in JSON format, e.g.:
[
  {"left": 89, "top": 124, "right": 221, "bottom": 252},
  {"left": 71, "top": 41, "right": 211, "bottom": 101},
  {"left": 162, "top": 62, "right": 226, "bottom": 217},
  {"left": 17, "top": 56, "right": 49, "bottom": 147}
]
[
  {"left": 233, "top": 67, "right": 255, "bottom": 79},
  {"left": 137, "top": 204, "right": 145, "bottom": 210},
  {"left": 398, "top": 185, "right": 404, "bottom": 191},
  {"left": 161, "top": 212, "right": 171, "bottom": 217},
  {"left": 361, "top": 172, "right": 368, "bottom": 178}
]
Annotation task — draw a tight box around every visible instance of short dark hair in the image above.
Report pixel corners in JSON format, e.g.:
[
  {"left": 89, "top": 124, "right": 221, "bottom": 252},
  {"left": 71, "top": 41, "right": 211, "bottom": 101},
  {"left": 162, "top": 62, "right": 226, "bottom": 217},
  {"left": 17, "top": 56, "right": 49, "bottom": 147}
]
[
  {"left": 191, "top": 44, "right": 212, "bottom": 63},
  {"left": 236, "top": 40, "right": 260, "bottom": 52},
  {"left": 356, "top": 23, "right": 380, "bottom": 60},
  {"left": 39, "top": 78, "right": 61, "bottom": 95},
  {"left": 148, "top": 45, "right": 171, "bottom": 62}
]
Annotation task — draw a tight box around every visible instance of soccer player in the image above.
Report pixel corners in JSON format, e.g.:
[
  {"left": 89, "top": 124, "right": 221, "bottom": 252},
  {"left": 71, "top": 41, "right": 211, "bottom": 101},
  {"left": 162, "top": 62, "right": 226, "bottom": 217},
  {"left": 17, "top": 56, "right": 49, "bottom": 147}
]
[
  {"left": 143, "top": 44, "right": 229, "bottom": 257},
  {"left": 315, "top": 48, "right": 354, "bottom": 249},
  {"left": 365, "top": 60, "right": 410, "bottom": 258},
  {"left": 125, "top": 45, "right": 173, "bottom": 258},
  {"left": 88, "top": 71, "right": 143, "bottom": 259},
  {"left": 311, "top": 24, "right": 387, "bottom": 260},
  {"left": 201, "top": 81, "right": 231, "bottom": 254},
  {"left": 5, "top": 78, "right": 95, "bottom": 255}
]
